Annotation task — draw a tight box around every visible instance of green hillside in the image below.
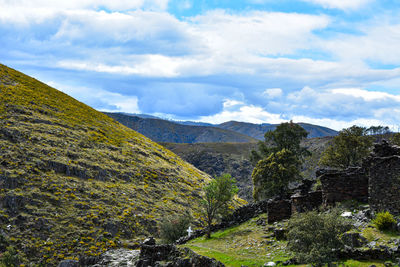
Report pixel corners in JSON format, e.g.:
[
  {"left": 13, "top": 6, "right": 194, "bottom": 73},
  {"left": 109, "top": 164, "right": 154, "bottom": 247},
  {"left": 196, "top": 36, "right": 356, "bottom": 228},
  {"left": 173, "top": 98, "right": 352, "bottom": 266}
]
[
  {"left": 0, "top": 64, "right": 212, "bottom": 264},
  {"left": 163, "top": 137, "right": 332, "bottom": 202},
  {"left": 104, "top": 112, "right": 259, "bottom": 143}
]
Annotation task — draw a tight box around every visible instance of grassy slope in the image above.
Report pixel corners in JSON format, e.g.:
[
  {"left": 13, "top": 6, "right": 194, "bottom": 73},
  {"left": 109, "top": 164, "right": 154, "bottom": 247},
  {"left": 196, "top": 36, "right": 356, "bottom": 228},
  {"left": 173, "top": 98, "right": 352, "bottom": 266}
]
[
  {"left": 0, "top": 64, "right": 212, "bottom": 264},
  {"left": 182, "top": 214, "right": 395, "bottom": 267}
]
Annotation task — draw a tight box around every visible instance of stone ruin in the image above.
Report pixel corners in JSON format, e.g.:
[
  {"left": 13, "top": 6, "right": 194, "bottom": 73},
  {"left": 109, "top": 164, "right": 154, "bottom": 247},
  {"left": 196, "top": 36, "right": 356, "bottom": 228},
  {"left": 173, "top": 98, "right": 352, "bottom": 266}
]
[
  {"left": 239, "top": 140, "right": 400, "bottom": 224},
  {"left": 267, "top": 140, "right": 400, "bottom": 223},
  {"left": 368, "top": 141, "right": 400, "bottom": 215}
]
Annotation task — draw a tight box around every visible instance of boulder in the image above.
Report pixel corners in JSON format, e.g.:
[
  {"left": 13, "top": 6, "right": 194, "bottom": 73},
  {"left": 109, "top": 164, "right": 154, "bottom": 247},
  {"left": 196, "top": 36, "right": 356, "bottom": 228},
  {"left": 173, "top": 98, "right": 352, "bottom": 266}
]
[
  {"left": 341, "top": 232, "right": 367, "bottom": 248},
  {"left": 57, "top": 260, "right": 79, "bottom": 267}
]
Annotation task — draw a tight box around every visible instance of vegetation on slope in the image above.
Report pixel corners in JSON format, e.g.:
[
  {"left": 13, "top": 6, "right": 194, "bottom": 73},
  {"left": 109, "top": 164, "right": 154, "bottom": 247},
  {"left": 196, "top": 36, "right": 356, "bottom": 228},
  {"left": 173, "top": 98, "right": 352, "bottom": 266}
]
[
  {"left": 104, "top": 112, "right": 258, "bottom": 143},
  {"left": 0, "top": 64, "right": 212, "bottom": 264},
  {"left": 217, "top": 121, "right": 338, "bottom": 140},
  {"left": 163, "top": 138, "right": 333, "bottom": 202},
  {"left": 183, "top": 212, "right": 399, "bottom": 267}
]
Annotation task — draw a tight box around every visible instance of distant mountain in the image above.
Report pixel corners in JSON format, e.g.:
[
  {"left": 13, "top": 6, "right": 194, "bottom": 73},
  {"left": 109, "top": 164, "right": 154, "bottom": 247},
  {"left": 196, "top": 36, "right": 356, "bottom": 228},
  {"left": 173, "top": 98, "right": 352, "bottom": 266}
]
[
  {"left": 163, "top": 136, "right": 334, "bottom": 202},
  {"left": 217, "top": 121, "right": 338, "bottom": 139},
  {"left": 104, "top": 113, "right": 258, "bottom": 143}
]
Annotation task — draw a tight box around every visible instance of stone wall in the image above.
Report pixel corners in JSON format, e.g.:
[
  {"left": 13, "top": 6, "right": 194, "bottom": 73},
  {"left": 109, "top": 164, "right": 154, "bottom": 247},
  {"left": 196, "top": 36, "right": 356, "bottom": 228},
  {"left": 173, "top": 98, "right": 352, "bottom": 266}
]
[
  {"left": 291, "top": 191, "right": 323, "bottom": 214},
  {"left": 368, "top": 141, "right": 400, "bottom": 215},
  {"left": 319, "top": 167, "right": 369, "bottom": 205},
  {"left": 267, "top": 199, "right": 292, "bottom": 224}
]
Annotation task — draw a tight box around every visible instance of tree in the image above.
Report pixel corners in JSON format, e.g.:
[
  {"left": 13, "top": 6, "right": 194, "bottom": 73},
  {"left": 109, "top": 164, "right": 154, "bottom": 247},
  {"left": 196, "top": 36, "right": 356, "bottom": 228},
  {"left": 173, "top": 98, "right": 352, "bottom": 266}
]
[
  {"left": 202, "top": 174, "right": 238, "bottom": 238},
  {"left": 251, "top": 121, "right": 310, "bottom": 201},
  {"left": 250, "top": 121, "right": 310, "bottom": 165},
  {"left": 319, "top": 125, "right": 373, "bottom": 169},
  {"left": 252, "top": 149, "right": 300, "bottom": 201},
  {"left": 159, "top": 212, "right": 192, "bottom": 244},
  {"left": 287, "top": 209, "right": 351, "bottom": 266},
  {"left": 366, "top": 125, "right": 390, "bottom": 135}
]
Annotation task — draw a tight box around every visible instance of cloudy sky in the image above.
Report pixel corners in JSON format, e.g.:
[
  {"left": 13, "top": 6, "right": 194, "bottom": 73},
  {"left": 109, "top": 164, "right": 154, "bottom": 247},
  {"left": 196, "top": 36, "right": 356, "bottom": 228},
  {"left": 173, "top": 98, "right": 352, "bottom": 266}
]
[{"left": 1, "top": 0, "right": 400, "bottom": 130}]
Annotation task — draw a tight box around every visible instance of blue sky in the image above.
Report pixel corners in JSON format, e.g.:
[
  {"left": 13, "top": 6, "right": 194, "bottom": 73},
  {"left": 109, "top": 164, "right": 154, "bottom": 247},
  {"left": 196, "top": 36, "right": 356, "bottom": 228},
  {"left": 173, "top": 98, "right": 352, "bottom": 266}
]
[{"left": 1, "top": 0, "right": 400, "bottom": 130}]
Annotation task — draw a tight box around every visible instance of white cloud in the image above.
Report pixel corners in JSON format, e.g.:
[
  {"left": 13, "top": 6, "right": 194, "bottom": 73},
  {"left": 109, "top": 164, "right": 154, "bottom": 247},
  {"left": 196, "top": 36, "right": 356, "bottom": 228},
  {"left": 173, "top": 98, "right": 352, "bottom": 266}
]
[
  {"left": 190, "top": 10, "right": 330, "bottom": 57},
  {"left": 199, "top": 99, "right": 284, "bottom": 124},
  {"left": 0, "top": 0, "right": 168, "bottom": 12},
  {"left": 318, "top": 21, "right": 400, "bottom": 65},
  {"left": 57, "top": 55, "right": 189, "bottom": 77},
  {"left": 263, "top": 88, "right": 283, "bottom": 99},
  {"left": 46, "top": 81, "right": 140, "bottom": 113},
  {"left": 300, "top": 0, "right": 371, "bottom": 10},
  {"left": 330, "top": 88, "right": 400, "bottom": 101}
]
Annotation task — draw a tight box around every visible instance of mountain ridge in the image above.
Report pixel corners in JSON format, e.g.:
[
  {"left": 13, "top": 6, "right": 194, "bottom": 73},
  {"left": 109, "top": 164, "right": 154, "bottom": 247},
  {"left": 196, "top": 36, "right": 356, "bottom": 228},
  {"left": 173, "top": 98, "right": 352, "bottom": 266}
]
[
  {"left": 103, "top": 112, "right": 258, "bottom": 143},
  {"left": 104, "top": 113, "right": 337, "bottom": 144}
]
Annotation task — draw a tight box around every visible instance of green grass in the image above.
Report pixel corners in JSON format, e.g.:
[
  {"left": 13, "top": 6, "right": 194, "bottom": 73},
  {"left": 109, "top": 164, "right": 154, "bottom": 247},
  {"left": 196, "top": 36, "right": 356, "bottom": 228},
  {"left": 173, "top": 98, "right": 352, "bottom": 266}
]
[
  {"left": 181, "top": 214, "right": 399, "bottom": 267},
  {"left": 182, "top": 215, "right": 293, "bottom": 267}
]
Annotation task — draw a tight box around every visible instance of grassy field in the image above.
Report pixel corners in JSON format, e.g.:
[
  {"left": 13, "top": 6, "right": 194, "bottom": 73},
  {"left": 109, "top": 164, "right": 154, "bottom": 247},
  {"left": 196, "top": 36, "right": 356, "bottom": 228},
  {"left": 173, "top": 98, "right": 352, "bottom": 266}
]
[{"left": 182, "top": 214, "right": 398, "bottom": 267}]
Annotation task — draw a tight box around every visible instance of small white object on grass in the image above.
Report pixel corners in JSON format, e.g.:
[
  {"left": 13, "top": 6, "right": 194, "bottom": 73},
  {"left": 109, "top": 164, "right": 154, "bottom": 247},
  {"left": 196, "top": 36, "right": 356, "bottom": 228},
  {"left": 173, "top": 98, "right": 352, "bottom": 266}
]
[
  {"left": 187, "top": 226, "right": 193, "bottom": 237},
  {"left": 341, "top": 211, "right": 352, "bottom": 218}
]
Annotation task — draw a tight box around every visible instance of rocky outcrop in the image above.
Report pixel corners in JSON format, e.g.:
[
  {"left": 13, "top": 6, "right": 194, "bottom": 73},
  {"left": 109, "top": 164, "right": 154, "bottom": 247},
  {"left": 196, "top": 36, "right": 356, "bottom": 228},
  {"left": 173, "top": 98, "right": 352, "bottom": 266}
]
[{"left": 136, "top": 244, "right": 225, "bottom": 267}]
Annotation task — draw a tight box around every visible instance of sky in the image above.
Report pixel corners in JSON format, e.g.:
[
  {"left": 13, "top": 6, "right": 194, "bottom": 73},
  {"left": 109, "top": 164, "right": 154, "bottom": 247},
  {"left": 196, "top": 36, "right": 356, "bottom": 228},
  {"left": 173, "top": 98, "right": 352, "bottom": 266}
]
[{"left": 1, "top": 0, "right": 400, "bottom": 131}]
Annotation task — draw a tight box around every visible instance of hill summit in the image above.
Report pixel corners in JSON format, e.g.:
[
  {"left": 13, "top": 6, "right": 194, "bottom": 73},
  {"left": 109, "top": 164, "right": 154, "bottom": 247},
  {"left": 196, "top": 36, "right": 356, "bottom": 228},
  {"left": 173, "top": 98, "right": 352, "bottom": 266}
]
[{"left": 0, "top": 64, "right": 212, "bottom": 264}]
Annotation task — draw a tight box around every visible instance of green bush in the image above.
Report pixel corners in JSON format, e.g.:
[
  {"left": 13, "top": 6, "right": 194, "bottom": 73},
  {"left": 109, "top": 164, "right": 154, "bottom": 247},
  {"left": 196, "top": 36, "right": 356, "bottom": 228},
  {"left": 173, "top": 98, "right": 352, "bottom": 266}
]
[
  {"left": 287, "top": 209, "right": 351, "bottom": 266},
  {"left": 159, "top": 213, "right": 193, "bottom": 244},
  {"left": 373, "top": 211, "right": 396, "bottom": 231},
  {"left": 0, "top": 246, "right": 22, "bottom": 267}
]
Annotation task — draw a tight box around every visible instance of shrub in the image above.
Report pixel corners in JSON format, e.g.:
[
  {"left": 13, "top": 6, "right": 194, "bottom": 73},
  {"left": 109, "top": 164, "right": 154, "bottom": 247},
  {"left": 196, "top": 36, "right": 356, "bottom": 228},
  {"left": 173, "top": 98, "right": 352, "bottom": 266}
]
[
  {"left": 1, "top": 246, "right": 22, "bottom": 267},
  {"left": 287, "top": 209, "right": 351, "bottom": 266},
  {"left": 159, "top": 213, "right": 193, "bottom": 244},
  {"left": 373, "top": 211, "right": 396, "bottom": 231}
]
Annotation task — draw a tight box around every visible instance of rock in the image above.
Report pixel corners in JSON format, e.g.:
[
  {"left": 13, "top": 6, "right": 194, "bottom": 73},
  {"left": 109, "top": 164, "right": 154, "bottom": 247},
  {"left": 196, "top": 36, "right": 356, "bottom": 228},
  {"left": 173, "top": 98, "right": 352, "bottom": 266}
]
[
  {"left": 57, "top": 260, "right": 79, "bottom": 267},
  {"left": 138, "top": 244, "right": 224, "bottom": 267},
  {"left": 341, "top": 232, "right": 367, "bottom": 248},
  {"left": 94, "top": 249, "right": 140, "bottom": 266},
  {"left": 282, "top": 259, "right": 297, "bottom": 266},
  {"left": 264, "top": 262, "right": 276, "bottom": 267},
  {"left": 384, "top": 262, "right": 394, "bottom": 267},
  {"left": 273, "top": 228, "right": 286, "bottom": 241},
  {"left": 341, "top": 211, "right": 352, "bottom": 218},
  {"left": 103, "top": 220, "right": 120, "bottom": 237},
  {"left": 142, "top": 237, "right": 156, "bottom": 246}
]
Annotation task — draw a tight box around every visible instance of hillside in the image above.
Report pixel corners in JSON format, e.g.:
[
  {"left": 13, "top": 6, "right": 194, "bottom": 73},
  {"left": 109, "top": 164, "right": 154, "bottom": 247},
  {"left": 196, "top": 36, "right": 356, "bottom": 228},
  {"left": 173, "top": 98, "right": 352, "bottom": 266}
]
[
  {"left": 0, "top": 64, "right": 213, "bottom": 265},
  {"left": 163, "top": 137, "right": 333, "bottom": 202},
  {"left": 104, "top": 112, "right": 258, "bottom": 143},
  {"left": 162, "top": 143, "right": 258, "bottom": 202},
  {"left": 217, "top": 121, "right": 338, "bottom": 139}
]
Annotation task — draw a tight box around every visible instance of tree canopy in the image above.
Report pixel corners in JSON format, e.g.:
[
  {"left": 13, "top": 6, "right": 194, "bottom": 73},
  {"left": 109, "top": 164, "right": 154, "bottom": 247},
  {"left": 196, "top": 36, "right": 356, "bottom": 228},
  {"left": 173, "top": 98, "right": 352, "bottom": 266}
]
[
  {"left": 251, "top": 121, "right": 310, "bottom": 165},
  {"left": 252, "top": 149, "right": 300, "bottom": 201},
  {"left": 251, "top": 121, "right": 310, "bottom": 201},
  {"left": 319, "top": 125, "right": 373, "bottom": 169},
  {"left": 202, "top": 174, "right": 238, "bottom": 238}
]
